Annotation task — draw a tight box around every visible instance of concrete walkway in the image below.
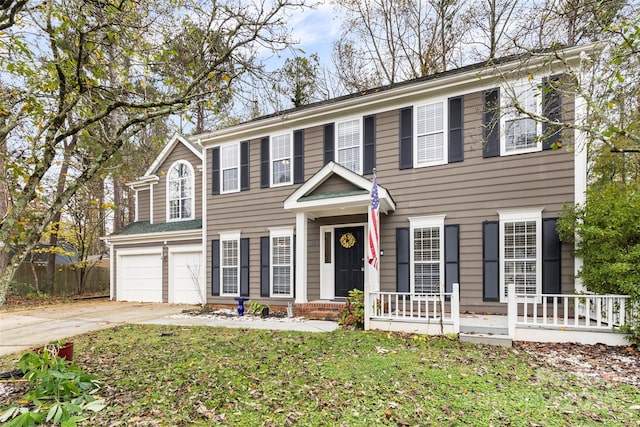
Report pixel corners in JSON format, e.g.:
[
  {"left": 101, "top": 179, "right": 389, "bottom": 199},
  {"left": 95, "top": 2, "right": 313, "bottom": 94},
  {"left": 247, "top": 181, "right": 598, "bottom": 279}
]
[{"left": 0, "top": 300, "right": 339, "bottom": 357}]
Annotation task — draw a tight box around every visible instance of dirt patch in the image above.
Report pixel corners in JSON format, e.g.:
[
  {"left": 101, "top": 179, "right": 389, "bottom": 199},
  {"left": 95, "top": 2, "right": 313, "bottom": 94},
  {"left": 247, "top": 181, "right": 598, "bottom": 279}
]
[
  {"left": 516, "top": 341, "right": 640, "bottom": 388},
  {"left": 1, "top": 292, "right": 108, "bottom": 311}
]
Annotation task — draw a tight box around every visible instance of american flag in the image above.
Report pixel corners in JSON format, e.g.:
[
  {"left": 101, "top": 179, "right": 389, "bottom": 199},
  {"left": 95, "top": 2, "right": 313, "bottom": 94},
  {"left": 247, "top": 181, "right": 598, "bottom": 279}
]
[{"left": 367, "top": 174, "right": 379, "bottom": 270}]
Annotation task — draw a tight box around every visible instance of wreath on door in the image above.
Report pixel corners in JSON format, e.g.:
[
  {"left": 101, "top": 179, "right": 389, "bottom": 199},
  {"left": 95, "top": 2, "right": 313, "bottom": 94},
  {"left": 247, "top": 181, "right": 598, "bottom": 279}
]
[{"left": 339, "top": 232, "right": 356, "bottom": 249}]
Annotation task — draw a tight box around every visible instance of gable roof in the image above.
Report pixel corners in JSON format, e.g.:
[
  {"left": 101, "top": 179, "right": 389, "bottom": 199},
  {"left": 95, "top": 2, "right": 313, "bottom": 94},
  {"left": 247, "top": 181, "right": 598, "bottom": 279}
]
[
  {"left": 197, "top": 44, "right": 592, "bottom": 147},
  {"left": 284, "top": 162, "right": 395, "bottom": 218},
  {"left": 144, "top": 133, "right": 203, "bottom": 177}
]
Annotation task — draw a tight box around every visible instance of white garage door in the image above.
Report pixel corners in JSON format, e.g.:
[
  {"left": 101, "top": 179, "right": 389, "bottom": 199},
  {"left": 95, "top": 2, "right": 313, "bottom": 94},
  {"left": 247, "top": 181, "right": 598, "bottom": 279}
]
[
  {"left": 169, "top": 248, "right": 203, "bottom": 304},
  {"left": 118, "top": 250, "right": 162, "bottom": 302}
]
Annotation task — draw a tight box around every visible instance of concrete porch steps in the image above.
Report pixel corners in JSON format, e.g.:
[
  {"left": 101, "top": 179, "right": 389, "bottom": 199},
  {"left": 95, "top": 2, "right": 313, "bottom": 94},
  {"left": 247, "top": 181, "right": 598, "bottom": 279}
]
[{"left": 459, "top": 332, "right": 513, "bottom": 347}]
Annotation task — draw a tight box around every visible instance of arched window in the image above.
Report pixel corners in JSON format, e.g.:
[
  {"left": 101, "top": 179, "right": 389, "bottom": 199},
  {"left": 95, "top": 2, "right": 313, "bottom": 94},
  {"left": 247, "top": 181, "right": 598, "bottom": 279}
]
[{"left": 167, "top": 161, "right": 194, "bottom": 220}]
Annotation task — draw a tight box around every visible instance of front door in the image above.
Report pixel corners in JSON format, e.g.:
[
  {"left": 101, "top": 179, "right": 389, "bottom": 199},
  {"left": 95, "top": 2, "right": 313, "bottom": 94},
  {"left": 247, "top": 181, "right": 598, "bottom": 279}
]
[{"left": 334, "top": 226, "right": 365, "bottom": 297}]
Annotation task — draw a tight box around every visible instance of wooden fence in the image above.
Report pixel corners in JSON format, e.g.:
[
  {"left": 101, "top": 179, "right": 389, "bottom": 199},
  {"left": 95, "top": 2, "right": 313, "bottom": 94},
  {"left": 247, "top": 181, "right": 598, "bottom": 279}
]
[{"left": 11, "top": 263, "right": 110, "bottom": 296}]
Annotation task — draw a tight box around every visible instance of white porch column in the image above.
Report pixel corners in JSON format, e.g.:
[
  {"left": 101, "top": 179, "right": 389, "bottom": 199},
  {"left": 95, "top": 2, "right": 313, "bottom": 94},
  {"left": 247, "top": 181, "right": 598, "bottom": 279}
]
[{"left": 295, "top": 212, "right": 308, "bottom": 303}]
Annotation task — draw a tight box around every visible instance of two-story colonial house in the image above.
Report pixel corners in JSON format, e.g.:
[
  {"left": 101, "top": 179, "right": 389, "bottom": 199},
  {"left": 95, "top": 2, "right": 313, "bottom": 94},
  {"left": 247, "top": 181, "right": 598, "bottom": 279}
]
[{"left": 105, "top": 46, "right": 588, "bottom": 317}]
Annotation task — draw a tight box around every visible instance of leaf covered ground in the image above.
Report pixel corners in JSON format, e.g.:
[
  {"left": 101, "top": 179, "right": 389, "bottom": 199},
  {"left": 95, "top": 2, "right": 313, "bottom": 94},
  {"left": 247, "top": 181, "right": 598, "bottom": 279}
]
[{"left": 2, "top": 325, "right": 638, "bottom": 426}]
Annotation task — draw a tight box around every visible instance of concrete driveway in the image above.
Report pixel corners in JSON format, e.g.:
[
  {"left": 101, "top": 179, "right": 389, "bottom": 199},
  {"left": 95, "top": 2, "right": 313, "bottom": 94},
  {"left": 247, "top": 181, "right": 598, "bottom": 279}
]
[
  {"left": 0, "top": 300, "right": 339, "bottom": 357},
  {"left": 0, "top": 300, "right": 192, "bottom": 356}
]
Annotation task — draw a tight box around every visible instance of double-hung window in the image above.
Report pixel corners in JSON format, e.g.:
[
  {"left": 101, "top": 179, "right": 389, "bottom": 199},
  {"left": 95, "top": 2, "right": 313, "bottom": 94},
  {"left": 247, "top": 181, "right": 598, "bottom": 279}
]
[
  {"left": 336, "top": 118, "right": 361, "bottom": 173},
  {"left": 415, "top": 101, "right": 446, "bottom": 167},
  {"left": 409, "top": 216, "right": 445, "bottom": 294},
  {"left": 271, "top": 133, "right": 292, "bottom": 186},
  {"left": 167, "top": 161, "right": 194, "bottom": 221},
  {"left": 502, "top": 81, "right": 542, "bottom": 155},
  {"left": 220, "top": 232, "right": 240, "bottom": 296},
  {"left": 221, "top": 143, "right": 239, "bottom": 193},
  {"left": 499, "top": 209, "right": 542, "bottom": 301},
  {"left": 270, "top": 228, "right": 293, "bottom": 297}
]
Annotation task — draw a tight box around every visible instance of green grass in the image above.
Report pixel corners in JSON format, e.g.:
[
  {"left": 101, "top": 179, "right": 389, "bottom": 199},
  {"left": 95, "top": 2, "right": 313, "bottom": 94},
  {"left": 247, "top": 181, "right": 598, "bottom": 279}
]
[{"left": 2, "top": 325, "right": 639, "bottom": 426}]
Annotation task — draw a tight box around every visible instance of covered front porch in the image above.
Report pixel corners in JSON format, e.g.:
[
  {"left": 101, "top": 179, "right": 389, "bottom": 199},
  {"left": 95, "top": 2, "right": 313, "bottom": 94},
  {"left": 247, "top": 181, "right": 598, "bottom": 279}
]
[
  {"left": 365, "top": 284, "right": 633, "bottom": 346},
  {"left": 284, "top": 162, "right": 395, "bottom": 304}
]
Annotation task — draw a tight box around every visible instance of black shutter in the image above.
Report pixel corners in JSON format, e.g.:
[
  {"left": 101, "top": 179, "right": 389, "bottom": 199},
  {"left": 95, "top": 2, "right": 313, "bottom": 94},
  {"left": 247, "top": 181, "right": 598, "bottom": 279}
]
[
  {"left": 211, "top": 239, "right": 220, "bottom": 296},
  {"left": 260, "top": 236, "right": 270, "bottom": 297},
  {"left": 260, "top": 137, "right": 270, "bottom": 188},
  {"left": 483, "top": 88, "right": 500, "bottom": 158},
  {"left": 396, "top": 227, "right": 410, "bottom": 293},
  {"left": 399, "top": 107, "right": 413, "bottom": 169},
  {"left": 211, "top": 147, "right": 220, "bottom": 195},
  {"left": 542, "top": 218, "right": 562, "bottom": 294},
  {"left": 294, "top": 130, "right": 304, "bottom": 184},
  {"left": 363, "top": 115, "right": 376, "bottom": 174},
  {"left": 483, "top": 221, "right": 500, "bottom": 301},
  {"left": 323, "top": 123, "right": 334, "bottom": 164},
  {"left": 240, "top": 141, "right": 250, "bottom": 191},
  {"left": 444, "top": 225, "right": 460, "bottom": 295},
  {"left": 542, "top": 75, "right": 562, "bottom": 150},
  {"left": 240, "top": 238, "right": 250, "bottom": 297},
  {"left": 448, "top": 97, "right": 464, "bottom": 163}
]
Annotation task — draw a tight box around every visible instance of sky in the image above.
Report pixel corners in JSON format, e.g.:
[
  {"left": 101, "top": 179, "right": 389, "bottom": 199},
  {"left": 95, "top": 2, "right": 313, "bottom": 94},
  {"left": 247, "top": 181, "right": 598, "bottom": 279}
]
[{"left": 277, "top": 2, "right": 340, "bottom": 67}]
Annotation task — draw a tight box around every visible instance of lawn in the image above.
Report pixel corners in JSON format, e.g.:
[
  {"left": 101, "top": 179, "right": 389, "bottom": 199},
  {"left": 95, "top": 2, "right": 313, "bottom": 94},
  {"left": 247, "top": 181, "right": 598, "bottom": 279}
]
[{"left": 1, "top": 325, "right": 639, "bottom": 426}]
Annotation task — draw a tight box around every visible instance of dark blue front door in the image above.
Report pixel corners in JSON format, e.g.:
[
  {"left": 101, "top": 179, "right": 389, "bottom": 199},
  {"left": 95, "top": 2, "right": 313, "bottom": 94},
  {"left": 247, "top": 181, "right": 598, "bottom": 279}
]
[{"left": 334, "top": 226, "right": 364, "bottom": 297}]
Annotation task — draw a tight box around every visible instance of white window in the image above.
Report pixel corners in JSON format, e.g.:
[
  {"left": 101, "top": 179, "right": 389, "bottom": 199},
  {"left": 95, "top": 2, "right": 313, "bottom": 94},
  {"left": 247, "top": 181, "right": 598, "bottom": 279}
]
[
  {"left": 409, "top": 215, "right": 445, "bottom": 294},
  {"left": 220, "top": 232, "right": 240, "bottom": 296},
  {"left": 167, "top": 161, "right": 194, "bottom": 221},
  {"left": 271, "top": 133, "right": 292, "bottom": 186},
  {"left": 270, "top": 227, "right": 293, "bottom": 297},
  {"left": 415, "top": 101, "right": 447, "bottom": 167},
  {"left": 221, "top": 143, "right": 239, "bottom": 193},
  {"left": 336, "top": 119, "right": 361, "bottom": 173},
  {"left": 502, "top": 81, "right": 542, "bottom": 155},
  {"left": 499, "top": 209, "right": 542, "bottom": 302}
]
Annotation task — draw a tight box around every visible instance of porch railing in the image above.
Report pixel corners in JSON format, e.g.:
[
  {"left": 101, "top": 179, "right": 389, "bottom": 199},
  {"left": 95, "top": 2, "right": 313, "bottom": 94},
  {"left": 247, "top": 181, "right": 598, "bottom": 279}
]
[
  {"left": 366, "top": 283, "right": 459, "bottom": 333},
  {"left": 506, "top": 283, "right": 631, "bottom": 336}
]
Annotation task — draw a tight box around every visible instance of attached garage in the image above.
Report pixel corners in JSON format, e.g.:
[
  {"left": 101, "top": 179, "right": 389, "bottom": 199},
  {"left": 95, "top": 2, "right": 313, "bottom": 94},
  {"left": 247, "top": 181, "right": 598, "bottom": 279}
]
[
  {"left": 168, "top": 246, "right": 203, "bottom": 304},
  {"left": 117, "top": 248, "right": 163, "bottom": 302}
]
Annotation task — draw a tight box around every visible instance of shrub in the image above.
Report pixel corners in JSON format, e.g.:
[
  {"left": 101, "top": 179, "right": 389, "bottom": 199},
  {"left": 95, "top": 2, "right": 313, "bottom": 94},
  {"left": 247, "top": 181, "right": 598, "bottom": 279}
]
[{"left": 339, "top": 289, "right": 364, "bottom": 329}]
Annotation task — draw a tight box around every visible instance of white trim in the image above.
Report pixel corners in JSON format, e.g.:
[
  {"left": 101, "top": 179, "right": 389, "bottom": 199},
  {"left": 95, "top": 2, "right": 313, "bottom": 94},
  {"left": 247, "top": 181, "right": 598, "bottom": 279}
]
[
  {"left": 134, "top": 190, "right": 139, "bottom": 222},
  {"left": 409, "top": 215, "right": 446, "bottom": 295},
  {"left": 295, "top": 213, "right": 308, "bottom": 303},
  {"left": 197, "top": 46, "right": 590, "bottom": 148},
  {"left": 220, "top": 142, "right": 240, "bottom": 194},
  {"left": 573, "top": 91, "right": 588, "bottom": 293},
  {"left": 498, "top": 209, "right": 543, "bottom": 303},
  {"left": 500, "top": 79, "right": 543, "bottom": 156},
  {"left": 413, "top": 98, "right": 448, "bottom": 168},
  {"left": 319, "top": 226, "right": 335, "bottom": 300},
  {"left": 283, "top": 161, "right": 396, "bottom": 216},
  {"left": 166, "top": 160, "right": 196, "bottom": 222},
  {"left": 219, "top": 231, "right": 241, "bottom": 297},
  {"left": 144, "top": 134, "right": 202, "bottom": 177},
  {"left": 270, "top": 131, "right": 293, "bottom": 187},
  {"left": 201, "top": 143, "right": 208, "bottom": 304},
  {"left": 335, "top": 117, "right": 363, "bottom": 174},
  {"left": 104, "top": 229, "right": 201, "bottom": 245},
  {"left": 149, "top": 182, "right": 154, "bottom": 224},
  {"left": 269, "top": 227, "right": 294, "bottom": 298},
  {"left": 321, "top": 222, "right": 368, "bottom": 300}
]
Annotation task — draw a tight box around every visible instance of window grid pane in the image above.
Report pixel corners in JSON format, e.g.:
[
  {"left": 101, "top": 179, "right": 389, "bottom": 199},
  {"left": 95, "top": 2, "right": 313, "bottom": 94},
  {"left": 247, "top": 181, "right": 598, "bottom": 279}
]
[
  {"left": 505, "top": 83, "right": 538, "bottom": 152},
  {"left": 221, "top": 145, "right": 239, "bottom": 191},
  {"left": 504, "top": 220, "right": 536, "bottom": 295},
  {"left": 168, "top": 163, "right": 192, "bottom": 220},
  {"left": 221, "top": 239, "right": 239, "bottom": 295},
  {"left": 413, "top": 226, "right": 441, "bottom": 294},
  {"left": 337, "top": 120, "right": 360, "bottom": 172},
  {"left": 416, "top": 102, "right": 444, "bottom": 165},
  {"left": 271, "top": 134, "right": 292, "bottom": 185},
  {"left": 272, "top": 235, "right": 292, "bottom": 296}
]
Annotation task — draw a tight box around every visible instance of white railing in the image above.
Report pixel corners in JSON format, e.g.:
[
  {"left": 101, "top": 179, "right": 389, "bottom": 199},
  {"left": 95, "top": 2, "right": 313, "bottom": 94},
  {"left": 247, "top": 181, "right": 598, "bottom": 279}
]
[
  {"left": 507, "top": 283, "right": 631, "bottom": 335},
  {"left": 366, "top": 283, "right": 459, "bottom": 333}
]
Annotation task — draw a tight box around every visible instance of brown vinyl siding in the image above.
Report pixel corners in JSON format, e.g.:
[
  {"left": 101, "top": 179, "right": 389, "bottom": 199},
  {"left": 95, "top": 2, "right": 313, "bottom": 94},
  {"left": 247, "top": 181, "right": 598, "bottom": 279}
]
[
  {"left": 152, "top": 143, "right": 202, "bottom": 223},
  {"left": 313, "top": 174, "right": 359, "bottom": 195},
  {"left": 137, "top": 189, "right": 150, "bottom": 221},
  {"left": 205, "top": 88, "right": 577, "bottom": 313}
]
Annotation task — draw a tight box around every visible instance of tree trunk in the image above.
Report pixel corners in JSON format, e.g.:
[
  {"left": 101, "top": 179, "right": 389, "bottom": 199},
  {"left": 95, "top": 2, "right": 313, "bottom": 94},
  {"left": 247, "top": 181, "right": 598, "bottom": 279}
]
[{"left": 45, "top": 135, "right": 77, "bottom": 293}]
